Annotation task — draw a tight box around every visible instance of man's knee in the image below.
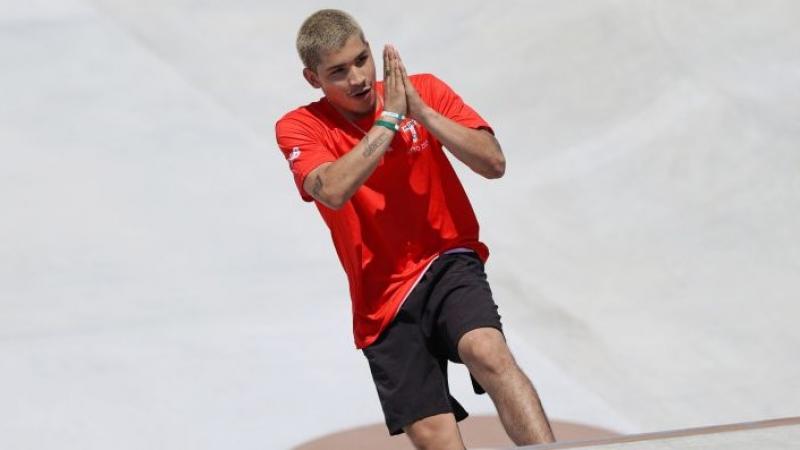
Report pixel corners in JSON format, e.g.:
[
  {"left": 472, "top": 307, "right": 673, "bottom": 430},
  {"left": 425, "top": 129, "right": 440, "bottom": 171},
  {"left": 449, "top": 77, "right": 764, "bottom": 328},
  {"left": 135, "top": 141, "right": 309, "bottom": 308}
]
[
  {"left": 403, "top": 413, "right": 464, "bottom": 450},
  {"left": 458, "top": 327, "right": 516, "bottom": 379}
]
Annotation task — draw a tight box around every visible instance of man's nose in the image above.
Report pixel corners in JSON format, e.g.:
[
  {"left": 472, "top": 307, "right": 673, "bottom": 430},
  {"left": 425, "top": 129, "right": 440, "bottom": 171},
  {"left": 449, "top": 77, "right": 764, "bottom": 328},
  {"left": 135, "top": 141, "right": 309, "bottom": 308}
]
[{"left": 348, "top": 67, "right": 366, "bottom": 87}]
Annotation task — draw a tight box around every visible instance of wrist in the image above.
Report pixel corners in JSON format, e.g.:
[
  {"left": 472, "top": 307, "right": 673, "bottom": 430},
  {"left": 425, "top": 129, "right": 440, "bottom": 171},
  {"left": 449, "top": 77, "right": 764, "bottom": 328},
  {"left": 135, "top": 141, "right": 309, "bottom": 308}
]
[
  {"left": 374, "top": 119, "right": 399, "bottom": 132},
  {"left": 380, "top": 110, "right": 404, "bottom": 122},
  {"left": 412, "top": 104, "right": 436, "bottom": 124}
]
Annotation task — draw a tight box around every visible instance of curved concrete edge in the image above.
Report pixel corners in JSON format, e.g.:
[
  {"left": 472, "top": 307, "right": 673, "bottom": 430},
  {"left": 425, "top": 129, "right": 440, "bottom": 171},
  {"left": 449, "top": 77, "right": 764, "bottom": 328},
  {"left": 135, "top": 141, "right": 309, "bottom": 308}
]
[{"left": 523, "top": 417, "right": 800, "bottom": 449}]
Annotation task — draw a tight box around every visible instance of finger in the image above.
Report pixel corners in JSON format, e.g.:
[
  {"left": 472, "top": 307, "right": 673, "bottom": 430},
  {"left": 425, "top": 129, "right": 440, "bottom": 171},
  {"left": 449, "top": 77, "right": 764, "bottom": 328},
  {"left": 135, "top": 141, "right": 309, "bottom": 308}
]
[
  {"left": 392, "top": 45, "right": 398, "bottom": 66},
  {"left": 390, "top": 45, "right": 400, "bottom": 89},
  {"left": 396, "top": 56, "right": 410, "bottom": 91},
  {"left": 383, "top": 45, "right": 390, "bottom": 80},
  {"left": 385, "top": 44, "right": 394, "bottom": 91},
  {"left": 395, "top": 45, "right": 405, "bottom": 69},
  {"left": 399, "top": 56, "right": 408, "bottom": 81},
  {"left": 390, "top": 45, "right": 407, "bottom": 82},
  {"left": 391, "top": 46, "right": 401, "bottom": 82}
]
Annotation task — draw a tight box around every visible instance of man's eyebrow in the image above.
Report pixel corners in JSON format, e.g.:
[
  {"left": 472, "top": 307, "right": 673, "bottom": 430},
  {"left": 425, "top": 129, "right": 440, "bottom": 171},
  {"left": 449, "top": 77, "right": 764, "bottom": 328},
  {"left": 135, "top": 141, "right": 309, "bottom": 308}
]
[{"left": 326, "top": 51, "right": 369, "bottom": 73}]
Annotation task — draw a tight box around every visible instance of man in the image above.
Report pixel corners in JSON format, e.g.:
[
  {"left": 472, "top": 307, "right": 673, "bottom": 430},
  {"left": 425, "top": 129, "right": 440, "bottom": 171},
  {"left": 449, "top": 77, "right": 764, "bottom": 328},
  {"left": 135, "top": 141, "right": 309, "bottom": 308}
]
[{"left": 276, "top": 9, "right": 555, "bottom": 449}]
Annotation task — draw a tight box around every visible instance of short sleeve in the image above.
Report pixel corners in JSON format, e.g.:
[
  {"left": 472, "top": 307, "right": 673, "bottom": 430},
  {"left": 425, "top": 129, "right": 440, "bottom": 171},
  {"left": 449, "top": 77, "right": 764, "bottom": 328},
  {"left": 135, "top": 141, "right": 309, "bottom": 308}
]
[
  {"left": 275, "top": 115, "right": 337, "bottom": 202},
  {"left": 417, "top": 73, "right": 494, "bottom": 135}
]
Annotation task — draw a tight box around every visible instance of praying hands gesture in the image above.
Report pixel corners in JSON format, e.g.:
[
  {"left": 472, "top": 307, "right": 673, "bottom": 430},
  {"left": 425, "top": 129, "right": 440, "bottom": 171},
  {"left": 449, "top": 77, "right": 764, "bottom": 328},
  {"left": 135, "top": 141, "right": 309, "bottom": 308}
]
[
  {"left": 382, "top": 44, "right": 505, "bottom": 179},
  {"left": 382, "top": 44, "right": 407, "bottom": 118},
  {"left": 382, "top": 44, "right": 428, "bottom": 121}
]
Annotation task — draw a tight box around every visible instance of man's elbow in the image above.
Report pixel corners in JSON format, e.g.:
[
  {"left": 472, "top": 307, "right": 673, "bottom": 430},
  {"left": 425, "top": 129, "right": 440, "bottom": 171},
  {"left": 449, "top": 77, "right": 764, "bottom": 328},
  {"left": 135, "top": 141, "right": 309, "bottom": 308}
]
[
  {"left": 484, "top": 155, "right": 506, "bottom": 179},
  {"left": 481, "top": 132, "right": 505, "bottom": 179},
  {"left": 325, "top": 194, "right": 347, "bottom": 210},
  {"left": 316, "top": 191, "right": 347, "bottom": 210},
  {"left": 305, "top": 165, "right": 349, "bottom": 210},
  {"left": 319, "top": 187, "right": 355, "bottom": 210}
]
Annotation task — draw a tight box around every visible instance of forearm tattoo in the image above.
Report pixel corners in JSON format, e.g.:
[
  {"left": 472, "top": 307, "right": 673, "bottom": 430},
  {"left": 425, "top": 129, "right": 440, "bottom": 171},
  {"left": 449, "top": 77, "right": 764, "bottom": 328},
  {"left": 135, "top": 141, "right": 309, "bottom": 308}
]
[
  {"left": 312, "top": 176, "right": 323, "bottom": 197},
  {"left": 363, "top": 133, "right": 389, "bottom": 158}
]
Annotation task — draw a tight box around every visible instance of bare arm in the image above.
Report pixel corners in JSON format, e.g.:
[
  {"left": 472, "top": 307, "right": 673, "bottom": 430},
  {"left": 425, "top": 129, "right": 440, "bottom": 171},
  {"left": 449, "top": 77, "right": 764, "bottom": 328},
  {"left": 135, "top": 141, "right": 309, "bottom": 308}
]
[
  {"left": 415, "top": 107, "right": 505, "bottom": 179},
  {"left": 303, "top": 127, "right": 394, "bottom": 209}
]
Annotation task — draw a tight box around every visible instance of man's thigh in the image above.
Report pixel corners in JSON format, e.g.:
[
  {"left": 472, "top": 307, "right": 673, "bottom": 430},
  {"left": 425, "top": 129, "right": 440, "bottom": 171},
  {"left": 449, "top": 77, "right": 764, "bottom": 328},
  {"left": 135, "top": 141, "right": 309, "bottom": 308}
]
[
  {"left": 431, "top": 253, "right": 504, "bottom": 364},
  {"left": 362, "top": 305, "right": 467, "bottom": 435}
]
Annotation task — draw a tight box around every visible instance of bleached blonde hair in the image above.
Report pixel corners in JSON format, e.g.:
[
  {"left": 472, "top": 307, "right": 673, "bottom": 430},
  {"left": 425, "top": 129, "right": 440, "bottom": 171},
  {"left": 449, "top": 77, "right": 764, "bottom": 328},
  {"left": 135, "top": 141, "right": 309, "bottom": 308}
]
[{"left": 296, "top": 9, "right": 366, "bottom": 70}]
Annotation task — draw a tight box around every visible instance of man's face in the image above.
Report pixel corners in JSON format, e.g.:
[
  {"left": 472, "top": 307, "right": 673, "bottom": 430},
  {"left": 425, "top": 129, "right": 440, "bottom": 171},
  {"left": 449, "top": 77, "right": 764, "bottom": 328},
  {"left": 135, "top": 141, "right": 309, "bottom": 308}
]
[{"left": 304, "top": 34, "right": 377, "bottom": 120}]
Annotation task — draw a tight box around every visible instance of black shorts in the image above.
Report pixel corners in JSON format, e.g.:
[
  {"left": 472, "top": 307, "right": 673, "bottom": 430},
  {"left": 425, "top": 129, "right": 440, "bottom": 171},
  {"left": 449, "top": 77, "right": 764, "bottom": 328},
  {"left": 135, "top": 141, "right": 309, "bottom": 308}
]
[{"left": 362, "top": 251, "right": 504, "bottom": 435}]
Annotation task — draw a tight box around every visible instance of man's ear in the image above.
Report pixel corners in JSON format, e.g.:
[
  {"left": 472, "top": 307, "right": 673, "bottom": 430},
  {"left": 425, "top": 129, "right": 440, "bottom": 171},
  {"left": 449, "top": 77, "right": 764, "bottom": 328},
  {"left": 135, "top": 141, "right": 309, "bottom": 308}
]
[{"left": 303, "top": 68, "right": 322, "bottom": 89}]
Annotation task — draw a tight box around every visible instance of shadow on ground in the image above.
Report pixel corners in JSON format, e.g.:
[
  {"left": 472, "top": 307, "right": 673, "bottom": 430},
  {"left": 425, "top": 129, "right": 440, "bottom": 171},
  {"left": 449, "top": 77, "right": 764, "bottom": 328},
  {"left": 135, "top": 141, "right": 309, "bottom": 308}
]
[{"left": 294, "top": 415, "right": 620, "bottom": 449}]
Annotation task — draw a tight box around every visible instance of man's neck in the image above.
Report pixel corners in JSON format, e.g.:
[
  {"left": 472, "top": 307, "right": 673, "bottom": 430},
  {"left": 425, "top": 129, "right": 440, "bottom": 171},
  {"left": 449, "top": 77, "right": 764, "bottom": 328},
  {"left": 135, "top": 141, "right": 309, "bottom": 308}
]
[{"left": 327, "top": 96, "right": 380, "bottom": 124}]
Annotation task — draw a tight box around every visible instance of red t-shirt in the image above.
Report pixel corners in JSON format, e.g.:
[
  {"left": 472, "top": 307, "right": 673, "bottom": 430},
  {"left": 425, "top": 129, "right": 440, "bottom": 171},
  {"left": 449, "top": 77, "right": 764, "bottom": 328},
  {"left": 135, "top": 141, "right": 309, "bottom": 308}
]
[{"left": 275, "top": 73, "right": 491, "bottom": 348}]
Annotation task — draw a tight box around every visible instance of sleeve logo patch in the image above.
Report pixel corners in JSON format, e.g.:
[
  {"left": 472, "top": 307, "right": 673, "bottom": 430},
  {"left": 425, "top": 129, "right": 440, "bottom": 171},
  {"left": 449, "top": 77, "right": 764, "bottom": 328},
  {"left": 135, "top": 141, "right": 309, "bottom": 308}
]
[{"left": 287, "top": 146, "right": 301, "bottom": 168}]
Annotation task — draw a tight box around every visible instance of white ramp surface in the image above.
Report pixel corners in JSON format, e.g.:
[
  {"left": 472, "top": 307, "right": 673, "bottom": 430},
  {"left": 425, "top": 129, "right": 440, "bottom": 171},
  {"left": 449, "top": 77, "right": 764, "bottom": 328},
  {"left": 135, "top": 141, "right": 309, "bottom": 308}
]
[
  {"left": 1, "top": 1, "right": 799, "bottom": 449},
  {"left": 528, "top": 418, "right": 800, "bottom": 450}
]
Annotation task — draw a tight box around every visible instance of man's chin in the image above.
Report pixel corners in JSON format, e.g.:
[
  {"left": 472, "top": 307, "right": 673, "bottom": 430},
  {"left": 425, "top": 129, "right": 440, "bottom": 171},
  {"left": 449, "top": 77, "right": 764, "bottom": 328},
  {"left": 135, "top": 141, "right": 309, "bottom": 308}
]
[
  {"left": 334, "top": 95, "right": 376, "bottom": 120},
  {"left": 355, "top": 89, "right": 376, "bottom": 111}
]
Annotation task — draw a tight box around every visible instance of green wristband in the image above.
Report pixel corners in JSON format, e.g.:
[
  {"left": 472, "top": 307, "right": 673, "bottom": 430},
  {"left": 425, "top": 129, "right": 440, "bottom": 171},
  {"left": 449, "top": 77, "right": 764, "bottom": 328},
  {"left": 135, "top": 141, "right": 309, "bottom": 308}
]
[{"left": 375, "top": 119, "right": 399, "bottom": 132}]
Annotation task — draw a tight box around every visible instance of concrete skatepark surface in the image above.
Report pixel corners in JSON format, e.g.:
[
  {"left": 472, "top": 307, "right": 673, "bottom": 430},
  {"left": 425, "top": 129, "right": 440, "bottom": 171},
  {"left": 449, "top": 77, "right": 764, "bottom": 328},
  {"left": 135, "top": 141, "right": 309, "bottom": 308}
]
[
  {"left": 527, "top": 417, "right": 800, "bottom": 450},
  {"left": 1, "top": 1, "right": 799, "bottom": 449}
]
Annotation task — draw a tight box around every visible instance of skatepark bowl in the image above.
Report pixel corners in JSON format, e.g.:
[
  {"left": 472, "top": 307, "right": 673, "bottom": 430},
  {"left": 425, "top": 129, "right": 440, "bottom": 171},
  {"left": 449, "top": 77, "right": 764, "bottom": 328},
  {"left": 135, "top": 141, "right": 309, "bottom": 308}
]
[{"left": 1, "top": 1, "right": 798, "bottom": 449}]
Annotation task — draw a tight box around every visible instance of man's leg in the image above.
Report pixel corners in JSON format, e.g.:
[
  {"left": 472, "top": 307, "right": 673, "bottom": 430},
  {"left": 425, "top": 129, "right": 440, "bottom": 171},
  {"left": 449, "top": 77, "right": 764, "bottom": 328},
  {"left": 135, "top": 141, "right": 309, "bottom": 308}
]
[
  {"left": 403, "top": 413, "right": 465, "bottom": 450},
  {"left": 362, "top": 257, "right": 474, "bottom": 448},
  {"left": 458, "top": 327, "right": 555, "bottom": 445}
]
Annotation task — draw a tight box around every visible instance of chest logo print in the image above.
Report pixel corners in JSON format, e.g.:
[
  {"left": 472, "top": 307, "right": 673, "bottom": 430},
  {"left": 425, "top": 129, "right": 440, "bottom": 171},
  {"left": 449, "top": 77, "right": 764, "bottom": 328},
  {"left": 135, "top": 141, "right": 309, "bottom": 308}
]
[
  {"left": 401, "top": 120, "right": 430, "bottom": 153},
  {"left": 401, "top": 120, "right": 419, "bottom": 143}
]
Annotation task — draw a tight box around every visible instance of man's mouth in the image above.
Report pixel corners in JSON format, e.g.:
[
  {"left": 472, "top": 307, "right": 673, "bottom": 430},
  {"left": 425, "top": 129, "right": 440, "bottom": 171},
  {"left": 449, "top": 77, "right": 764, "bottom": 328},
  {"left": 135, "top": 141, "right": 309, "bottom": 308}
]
[{"left": 351, "top": 86, "right": 371, "bottom": 98}]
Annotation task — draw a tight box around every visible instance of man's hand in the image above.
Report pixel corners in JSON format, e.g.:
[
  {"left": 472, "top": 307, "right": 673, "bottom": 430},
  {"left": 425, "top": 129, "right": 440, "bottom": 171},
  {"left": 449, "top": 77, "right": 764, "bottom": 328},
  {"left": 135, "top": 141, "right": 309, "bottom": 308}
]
[
  {"left": 383, "top": 44, "right": 407, "bottom": 117},
  {"left": 392, "top": 46, "right": 428, "bottom": 121},
  {"left": 387, "top": 45, "right": 506, "bottom": 179}
]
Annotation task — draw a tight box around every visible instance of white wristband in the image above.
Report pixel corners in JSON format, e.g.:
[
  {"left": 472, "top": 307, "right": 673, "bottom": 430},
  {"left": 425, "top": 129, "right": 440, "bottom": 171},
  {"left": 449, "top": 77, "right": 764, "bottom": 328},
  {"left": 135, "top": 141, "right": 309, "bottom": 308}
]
[{"left": 381, "top": 110, "right": 405, "bottom": 121}]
